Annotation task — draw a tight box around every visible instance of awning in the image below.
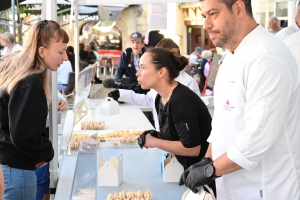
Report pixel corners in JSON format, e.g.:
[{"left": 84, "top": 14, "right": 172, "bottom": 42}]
[
  {"left": 98, "top": 4, "right": 128, "bottom": 20},
  {"left": 20, "top": 0, "right": 71, "bottom": 4},
  {"left": 76, "top": 0, "right": 198, "bottom": 4}
]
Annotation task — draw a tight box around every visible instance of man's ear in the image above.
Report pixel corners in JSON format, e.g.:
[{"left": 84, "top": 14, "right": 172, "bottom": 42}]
[
  {"left": 38, "top": 46, "right": 45, "bottom": 59},
  {"left": 233, "top": 0, "right": 246, "bottom": 18}
]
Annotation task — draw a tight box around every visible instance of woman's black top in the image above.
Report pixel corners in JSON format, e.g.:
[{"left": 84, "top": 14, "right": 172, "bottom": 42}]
[
  {"left": 157, "top": 83, "right": 212, "bottom": 169},
  {"left": 0, "top": 74, "right": 54, "bottom": 170}
]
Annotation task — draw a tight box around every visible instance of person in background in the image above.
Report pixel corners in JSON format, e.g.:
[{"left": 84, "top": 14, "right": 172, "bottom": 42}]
[
  {"left": 66, "top": 46, "right": 75, "bottom": 71},
  {"left": 79, "top": 43, "right": 90, "bottom": 68},
  {"left": 268, "top": 16, "right": 282, "bottom": 34},
  {"left": 90, "top": 34, "right": 100, "bottom": 50},
  {"left": 179, "top": 0, "right": 300, "bottom": 198},
  {"left": 201, "top": 50, "right": 213, "bottom": 78},
  {"left": 89, "top": 43, "right": 102, "bottom": 84},
  {"left": 143, "top": 30, "right": 165, "bottom": 48},
  {"left": 187, "top": 46, "right": 202, "bottom": 76},
  {"left": 114, "top": 32, "right": 146, "bottom": 82},
  {"left": 0, "top": 20, "right": 68, "bottom": 199},
  {"left": 108, "top": 38, "right": 200, "bottom": 131},
  {"left": 84, "top": 44, "right": 96, "bottom": 64},
  {"left": 0, "top": 32, "right": 22, "bottom": 56},
  {"left": 276, "top": 3, "right": 300, "bottom": 41},
  {"left": 136, "top": 48, "right": 215, "bottom": 194},
  {"left": 189, "top": 46, "right": 202, "bottom": 65},
  {"left": 198, "top": 50, "right": 212, "bottom": 93},
  {"left": 114, "top": 32, "right": 148, "bottom": 94},
  {"left": 57, "top": 60, "right": 73, "bottom": 91},
  {"left": 79, "top": 35, "right": 85, "bottom": 44}
]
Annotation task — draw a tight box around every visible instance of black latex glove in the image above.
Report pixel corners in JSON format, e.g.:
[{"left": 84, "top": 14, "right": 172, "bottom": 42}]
[
  {"left": 108, "top": 89, "right": 120, "bottom": 101},
  {"left": 179, "top": 157, "right": 217, "bottom": 193},
  {"left": 137, "top": 130, "right": 158, "bottom": 149}
]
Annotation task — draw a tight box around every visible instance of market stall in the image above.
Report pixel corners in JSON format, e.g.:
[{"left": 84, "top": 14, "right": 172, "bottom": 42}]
[{"left": 55, "top": 99, "right": 188, "bottom": 199}]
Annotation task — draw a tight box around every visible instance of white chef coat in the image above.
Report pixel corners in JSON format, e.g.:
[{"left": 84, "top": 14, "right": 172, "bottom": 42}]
[
  {"left": 276, "top": 21, "right": 300, "bottom": 41},
  {"left": 119, "top": 70, "right": 200, "bottom": 131},
  {"left": 283, "top": 31, "right": 300, "bottom": 68},
  {"left": 208, "top": 25, "right": 300, "bottom": 200}
]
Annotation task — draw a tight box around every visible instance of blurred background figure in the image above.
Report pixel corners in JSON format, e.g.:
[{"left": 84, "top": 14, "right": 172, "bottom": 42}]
[
  {"left": 197, "top": 50, "right": 212, "bottom": 93},
  {"left": 144, "top": 30, "right": 164, "bottom": 48},
  {"left": 90, "top": 34, "right": 100, "bottom": 51},
  {"left": 268, "top": 16, "right": 282, "bottom": 34},
  {"left": 187, "top": 46, "right": 202, "bottom": 76},
  {"left": 79, "top": 35, "right": 86, "bottom": 44},
  {"left": 66, "top": 46, "right": 75, "bottom": 72},
  {"left": 276, "top": 4, "right": 300, "bottom": 41},
  {"left": 201, "top": 50, "right": 213, "bottom": 79},
  {"left": 0, "top": 32, "right": 22, "bottom": 56},
  {"left": 57, "top": 60, "right": 73, "bottom": 91}
]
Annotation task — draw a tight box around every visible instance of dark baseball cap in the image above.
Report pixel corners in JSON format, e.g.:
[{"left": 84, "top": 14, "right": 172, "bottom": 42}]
[{"left": 130, "top": 32, "right": 143, "bottom": 41}]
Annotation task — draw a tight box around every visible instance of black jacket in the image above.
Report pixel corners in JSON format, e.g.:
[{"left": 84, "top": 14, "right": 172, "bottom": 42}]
[
  {"left": 114, "top": 47, "right": 147, "bottom": 82},
  {"left": 0, "top": 74, "right": 54, "bottom": 170}
]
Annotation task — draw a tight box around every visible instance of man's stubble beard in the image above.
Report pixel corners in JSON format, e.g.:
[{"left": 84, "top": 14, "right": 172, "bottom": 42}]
[{"left": 212, "top": 17, "right": 239, "bottom": 50}]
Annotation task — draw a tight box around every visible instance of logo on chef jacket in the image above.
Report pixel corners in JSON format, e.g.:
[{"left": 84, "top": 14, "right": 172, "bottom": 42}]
[{"left": 223, "top": 100, "right": 235, "bottom": 111}]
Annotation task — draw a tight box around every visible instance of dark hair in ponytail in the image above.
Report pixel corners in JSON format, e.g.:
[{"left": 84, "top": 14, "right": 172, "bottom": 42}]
[{"left": 145, "top": 47, "right": 188, "bottom": 81}]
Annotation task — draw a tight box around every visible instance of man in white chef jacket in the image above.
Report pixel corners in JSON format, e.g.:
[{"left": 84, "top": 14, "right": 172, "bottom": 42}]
[{"left": 179, "top": 0, "right": 300, "bottom": 199}]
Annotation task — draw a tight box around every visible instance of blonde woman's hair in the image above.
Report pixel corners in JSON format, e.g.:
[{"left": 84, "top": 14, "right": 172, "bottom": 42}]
[
  {"left": 0, "top": 20, "right": 69, "bottom": 101},
  {"left": 1, "top": 32, "right": 15, "bottom": 44}
]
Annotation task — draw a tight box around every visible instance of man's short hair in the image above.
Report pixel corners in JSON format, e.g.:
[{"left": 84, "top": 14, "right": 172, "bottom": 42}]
[
  {"left": 200, "top": 0, "right": 253, "bottom": 17},
  {"left": 269, "top": 16, "right": 279, "bottom": 24},
  {"left": 130, "top": 32, "right": 143, "bottom": 41}
]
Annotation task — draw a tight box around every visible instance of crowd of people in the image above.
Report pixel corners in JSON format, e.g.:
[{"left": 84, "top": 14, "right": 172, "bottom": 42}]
[{"left": 0, "top": 0, "right": 300, "bottom": 199}]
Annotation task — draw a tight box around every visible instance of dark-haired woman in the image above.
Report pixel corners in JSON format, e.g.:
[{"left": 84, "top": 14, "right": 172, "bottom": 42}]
[{"left": 137, "top": 48, "right": 215, "bottom": 194}]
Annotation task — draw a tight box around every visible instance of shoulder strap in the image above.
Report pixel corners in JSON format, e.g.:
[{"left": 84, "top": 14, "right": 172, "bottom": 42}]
[{"left": 154, "top": 93, "right": 161, "bottom": 115}]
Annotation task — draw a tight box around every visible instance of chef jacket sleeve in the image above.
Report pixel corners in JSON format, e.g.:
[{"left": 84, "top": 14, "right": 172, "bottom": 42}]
[{"left": 227, "top": 55, "right": 293, "bottom": 171}]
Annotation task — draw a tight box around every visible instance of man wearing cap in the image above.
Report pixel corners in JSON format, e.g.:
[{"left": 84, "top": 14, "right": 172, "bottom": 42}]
[
  {"left": 114, "top": 32, "right": 147, "bottom": 86},
  {"left": 189, "top": 46, "right": 202, "bottom": 65},
  {"left": 186, "top": 46, "right": 203, "bottom": 77}
]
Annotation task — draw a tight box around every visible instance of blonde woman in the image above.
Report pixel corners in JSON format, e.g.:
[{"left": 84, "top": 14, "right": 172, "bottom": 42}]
[
  {"left": 0, "top": 20, "right": 69, "bottom": 199},
  {"left": 0, "top": 32, "right": 22, "bottom": 56}
]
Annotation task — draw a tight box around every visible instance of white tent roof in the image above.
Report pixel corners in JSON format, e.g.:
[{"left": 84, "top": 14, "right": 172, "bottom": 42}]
[
  {"left": 73, "top": 0, "right": 198, "bottom": 5},
  {"left": 20, "top": 0, "right": 71, "bottom": 4}
]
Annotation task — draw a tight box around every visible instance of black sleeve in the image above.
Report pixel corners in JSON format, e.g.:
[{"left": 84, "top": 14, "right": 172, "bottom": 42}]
[
  {"left": 169, "top": 99, "right": 202, "bottom": 148},
  {"left": 114, "top": 52, "right": 127, "bottom": 81},
  {"left": 9, "top": 85, "right": 54, "bottom": 162}
]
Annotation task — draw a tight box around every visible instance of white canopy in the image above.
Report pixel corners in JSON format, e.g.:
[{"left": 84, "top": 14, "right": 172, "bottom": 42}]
[
  {"left": 20, "top": 0, "right": 71, "bottom": 4},
  {"left": 73, "top": 0, "right": 198, "bottom": 5}
]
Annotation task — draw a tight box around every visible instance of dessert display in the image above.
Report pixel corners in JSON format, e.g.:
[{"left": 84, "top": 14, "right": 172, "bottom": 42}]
[
  {"left": 81, "top": 120, "right": 105, "bottom": 130},
  {"left": 98, "top": 130, "right": 144, "bottom": 140},
  {"left": 106, "top": 189, "right": 152, "bottom": 200},
  {"left": 69, "top": 133, "right": 100, "bottom": 149}
]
